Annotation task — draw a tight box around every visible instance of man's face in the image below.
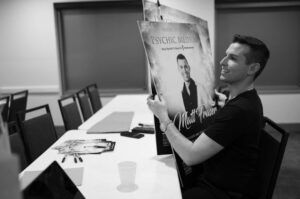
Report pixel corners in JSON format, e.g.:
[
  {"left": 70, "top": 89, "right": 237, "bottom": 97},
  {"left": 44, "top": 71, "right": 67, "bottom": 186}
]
[
  {"left": 219, "top": 42, "right": 251, "bottom": 84},
  {"left": 177, "top": 58, "right": 191, "bottom": 82}
]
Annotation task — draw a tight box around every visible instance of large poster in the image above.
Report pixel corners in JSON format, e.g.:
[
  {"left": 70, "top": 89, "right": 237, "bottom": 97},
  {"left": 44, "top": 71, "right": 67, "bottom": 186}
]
[
  {"left": 140, "top": 0, "right": 217, "bottom": 188},
  {"left": 139, "top": 21, "right": 214, "bottom": 117},
  {"left": 142, "top": 0, "right": 216, "bottom": 155},
  {"left": 138, "top": 21, "right": 217, "bottom": 187}
]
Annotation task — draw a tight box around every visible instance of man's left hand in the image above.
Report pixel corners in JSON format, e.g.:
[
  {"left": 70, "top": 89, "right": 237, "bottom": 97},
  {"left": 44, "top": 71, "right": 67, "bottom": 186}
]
[{"left": 147, "top": 95, "right": 170, "bottom": 123}]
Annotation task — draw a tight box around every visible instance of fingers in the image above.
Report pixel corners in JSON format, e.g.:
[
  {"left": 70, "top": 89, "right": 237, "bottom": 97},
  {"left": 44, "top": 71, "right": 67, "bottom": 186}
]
[
  {"left": 214, "top": 89, "right": 221, "bottom": 96},
  {"left": 147, "top": 97, "right": 152, "bottom": 107},
  {"left": 147, "top": 94, "right": 154, "bottom": 100},
  {"left": 147, "top": 95, "right": 157, "bottom": 108},
  {"left": 155, "top": 95, "right": 160, "bottom": 101},
  {"left": 147, "top": 94, "right": 161, "bottom": 101},
  {"left": 214, "top": 89, "right": 227, "bottom": 101},
  {"left": 147, "top": 94, "right": 166, "bottom": 108}
]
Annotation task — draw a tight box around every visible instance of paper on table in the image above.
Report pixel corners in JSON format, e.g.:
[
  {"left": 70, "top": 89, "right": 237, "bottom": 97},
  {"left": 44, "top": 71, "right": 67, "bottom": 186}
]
[
  {"left": 87, "top": 111, "right": 134, "bottom": 134},
  {"left": 20, "top": 167, "right": 84, "bottom": 189}
]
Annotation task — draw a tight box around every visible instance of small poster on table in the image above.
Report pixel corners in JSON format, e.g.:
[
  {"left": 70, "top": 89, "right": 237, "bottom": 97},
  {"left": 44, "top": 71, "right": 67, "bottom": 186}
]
[{"left": 53, "top": 139, "right": 115, "bottom": 155}]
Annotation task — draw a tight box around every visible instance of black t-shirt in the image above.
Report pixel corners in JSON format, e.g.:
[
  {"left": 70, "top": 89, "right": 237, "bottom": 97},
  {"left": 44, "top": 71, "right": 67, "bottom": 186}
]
[{"left": 202, "top": 89, "right": 263, "bottom": 197}]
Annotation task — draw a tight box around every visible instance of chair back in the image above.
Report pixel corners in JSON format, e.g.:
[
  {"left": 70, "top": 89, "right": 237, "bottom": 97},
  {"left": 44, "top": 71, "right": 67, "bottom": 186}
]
[
  {"left": 0, "top": 96, "right": 10, "bottom": 122},
  {"left": 258, "top": 117, "right": 289, "bottom": 199},
  {"left": 17, "top": 104, "right": 57, "bottom": 163},
  {"left": 76, "top": 88, "right": 93, "bottom": 121},
  {"left": 86, "top": 84, "right": 102, "bottom": 113},
  {"left": 8, "top": 121, "right": 28, "bottom": 171},
  {"left": 8, "top": 90, "right": 28, "bottom": 122},
  {"left": 58, "top": 95, "right": 82, "bottom": 131}
]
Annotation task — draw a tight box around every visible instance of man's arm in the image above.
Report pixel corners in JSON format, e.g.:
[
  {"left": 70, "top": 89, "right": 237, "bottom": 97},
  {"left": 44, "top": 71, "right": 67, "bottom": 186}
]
[
  {"left": 147, "top": 95, "right": 224, "bottom": 166},
  {"left": 164, "top": 123, "right": 223, "bottom": 166}
]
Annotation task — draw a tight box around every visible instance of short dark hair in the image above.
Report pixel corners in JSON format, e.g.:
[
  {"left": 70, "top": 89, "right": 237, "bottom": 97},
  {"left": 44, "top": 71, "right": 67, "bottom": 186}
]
[
  {"left": 177, "top": 54, "right": 187, "bottom": 62},
  {"left": 233, "top": 34, "right": 270, "bottom": 79}
]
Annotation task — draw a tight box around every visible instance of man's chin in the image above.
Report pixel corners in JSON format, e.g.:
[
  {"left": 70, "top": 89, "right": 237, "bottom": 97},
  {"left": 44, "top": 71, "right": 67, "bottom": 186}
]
[{"left": 220, "top": 75, "right": 229, "bottom": 83}]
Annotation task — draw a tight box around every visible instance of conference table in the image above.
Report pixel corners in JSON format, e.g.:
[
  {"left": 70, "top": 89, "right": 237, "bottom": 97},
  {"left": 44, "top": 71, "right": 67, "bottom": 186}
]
[{"left": 20, "top": 94, "right": 182, "bottom": 199}]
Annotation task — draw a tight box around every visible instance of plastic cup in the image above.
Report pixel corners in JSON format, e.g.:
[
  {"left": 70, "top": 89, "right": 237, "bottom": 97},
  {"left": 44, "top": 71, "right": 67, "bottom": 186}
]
[{"left": 117, "top": 161, "right": 138, "bottom": 192}]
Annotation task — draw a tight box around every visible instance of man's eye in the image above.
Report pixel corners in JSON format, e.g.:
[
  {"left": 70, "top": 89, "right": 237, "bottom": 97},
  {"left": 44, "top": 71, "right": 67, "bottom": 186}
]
[{"left": 229, "top": 56, "right": 236, "bottom": 61}]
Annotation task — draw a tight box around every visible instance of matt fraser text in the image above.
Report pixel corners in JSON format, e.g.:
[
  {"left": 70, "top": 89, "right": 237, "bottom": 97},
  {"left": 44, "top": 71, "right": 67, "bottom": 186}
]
[{"left": 174, "top": 106, "right": 217, "bottom": 131}]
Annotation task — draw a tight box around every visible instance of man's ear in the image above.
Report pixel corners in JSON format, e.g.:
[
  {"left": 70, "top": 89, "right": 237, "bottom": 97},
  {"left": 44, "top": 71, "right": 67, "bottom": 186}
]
[{"left": 248, "top": 63, "right": 260, "bottom": 76}]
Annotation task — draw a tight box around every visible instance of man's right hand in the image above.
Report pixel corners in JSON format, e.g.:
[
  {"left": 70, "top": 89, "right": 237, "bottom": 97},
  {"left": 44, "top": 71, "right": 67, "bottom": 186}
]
[{"left": 214, "top": 89, "right": 227, "bottom": 108}]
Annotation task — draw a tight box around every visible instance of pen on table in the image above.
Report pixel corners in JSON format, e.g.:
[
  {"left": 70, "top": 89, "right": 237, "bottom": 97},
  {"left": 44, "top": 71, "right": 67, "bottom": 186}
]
[
  {"left": 84, "top": 145, "right": 106, "bottom": 148},
  {"left": 76, "top": 153, "right": 83, "bottom": 162},
  {"left": 61, "top": 154, "right": 68, "bottom": 163},
  {"left": 73, "top": 154, "right": 77, "bottom": 163},
  {"left": 138, "top": 123, "right": 154, "bottom": 128}
]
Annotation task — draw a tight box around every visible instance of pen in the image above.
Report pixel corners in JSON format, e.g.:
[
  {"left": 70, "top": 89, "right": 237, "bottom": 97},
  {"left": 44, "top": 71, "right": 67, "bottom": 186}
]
[
  {"left": 73, "top": 154, "right": 77, "bottom": 163},
  {"left": 84, "top": 145, "right": 106, "bottom": 148},
  {"left": 76, "top": 153, "right": 83, "bottom": 162},
  {"left": 61, "top": 154, "right": 67, "bottom": 163},
  {"left": 138, "top": 123, "right": 154, "bottom": 128}
]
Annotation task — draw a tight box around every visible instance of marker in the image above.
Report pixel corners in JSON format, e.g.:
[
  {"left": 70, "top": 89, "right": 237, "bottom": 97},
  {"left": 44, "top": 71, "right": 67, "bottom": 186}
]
[
  {"left": 138, "top": 123, "right": 154, "bottom": 128},
  {"left": 76, "top": 154, "right": 83, "bottom": 162},
  {"left": 73, "top": 154, "right": 77, "bottom": 163},
  {"left": 61, "top": 154, "right": 67, "bottom": 163}
]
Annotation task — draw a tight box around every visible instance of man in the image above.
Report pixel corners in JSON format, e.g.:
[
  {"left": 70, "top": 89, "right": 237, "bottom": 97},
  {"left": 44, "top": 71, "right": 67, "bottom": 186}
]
[
  {"left": 147, "top": 34, "right": 270, "bottom": 199},
  {"left": 177, "top": 54, "right": 198, "bottom": 112},
  {"left": 177, "top": 54, "right": 210, "bottom": 112}
]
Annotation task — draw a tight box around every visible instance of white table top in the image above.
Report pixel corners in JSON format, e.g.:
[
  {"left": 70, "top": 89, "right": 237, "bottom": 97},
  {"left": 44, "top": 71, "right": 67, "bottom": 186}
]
[
  {"left": 20, "top": 94, "right": 182, "bottom": 199},
  {"left": 79, "top": 94, "right": 154, "bottom": 131}
]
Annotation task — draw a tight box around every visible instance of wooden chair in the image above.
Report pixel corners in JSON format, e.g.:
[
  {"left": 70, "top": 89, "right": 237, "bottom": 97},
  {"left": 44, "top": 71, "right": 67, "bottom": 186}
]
[
  {"left": 17, "top": 104, "right": 58, "bottom": 163},
  {"left": 58, "top": 95, "right": 82, "bottom": 131},
  {"left": 76, "top": 88, "right": 93, "bottom": 121},
  {"left": 8, "top": 90, "right": 28, "bottom": 122},
  {"left": 258, "top": 116, "right": 289, "bottom": 199},
  {"left": 86, "top": 84, "right": 102, "bottom": 113},
  {"left": 8, "top": 121, "right": 28, "bottom": 171},
  {"left": 0, "top": 95, "right": 10, "bottom": 122}
]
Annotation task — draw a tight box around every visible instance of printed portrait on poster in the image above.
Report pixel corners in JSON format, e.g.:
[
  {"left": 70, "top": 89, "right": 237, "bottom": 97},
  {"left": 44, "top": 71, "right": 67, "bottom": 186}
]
[
  {"left": 138, "top": 21, "right": 216, "bottom": 130},
  {"left": 143, "top": 0, "right": 215, "bottom": 96}
]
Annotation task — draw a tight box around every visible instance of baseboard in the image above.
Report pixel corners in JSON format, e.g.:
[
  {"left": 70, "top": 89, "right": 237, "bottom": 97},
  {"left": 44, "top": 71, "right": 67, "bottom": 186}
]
[
  {"left": 278, "top": 123, "right": 300, "bottom": 133},
  {"left": 0, "top": 85, "right": 60, "bottom": 94}
]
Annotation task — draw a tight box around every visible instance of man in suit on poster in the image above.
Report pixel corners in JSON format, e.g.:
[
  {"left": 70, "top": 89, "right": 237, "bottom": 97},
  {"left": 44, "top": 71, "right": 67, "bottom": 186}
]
[
  {"left": 177, "top": 53, "right": 198, "bottom": 113},
  {"left": 177, "top": 54, "right": 209, "bottom": 113}
]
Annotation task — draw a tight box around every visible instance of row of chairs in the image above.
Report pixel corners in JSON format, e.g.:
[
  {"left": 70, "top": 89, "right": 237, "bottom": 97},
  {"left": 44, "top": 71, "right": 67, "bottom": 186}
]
[
  {"left": 58, "top": 83, "right": 102, "bottom": 131},
  {"left": 0, "top": 90, "right": 28, "bottom": 123},
  {"left": 8, "top": 104, "right": 57, "bottom": 171},
  {"left": 6, "top": 83, "right": 103, "bottom": 171}
]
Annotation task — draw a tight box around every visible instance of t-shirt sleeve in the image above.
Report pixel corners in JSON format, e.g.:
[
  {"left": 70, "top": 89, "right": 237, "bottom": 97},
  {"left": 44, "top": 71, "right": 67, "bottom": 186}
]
[{"left": 204, "top": 105, "right": 246, "bottom": 147}]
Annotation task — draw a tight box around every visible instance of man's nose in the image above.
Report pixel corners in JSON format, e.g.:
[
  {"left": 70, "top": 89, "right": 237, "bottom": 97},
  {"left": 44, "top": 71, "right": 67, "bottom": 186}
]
[{"left": 220, "top": 57, "right": 227, "bottom": 66}]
